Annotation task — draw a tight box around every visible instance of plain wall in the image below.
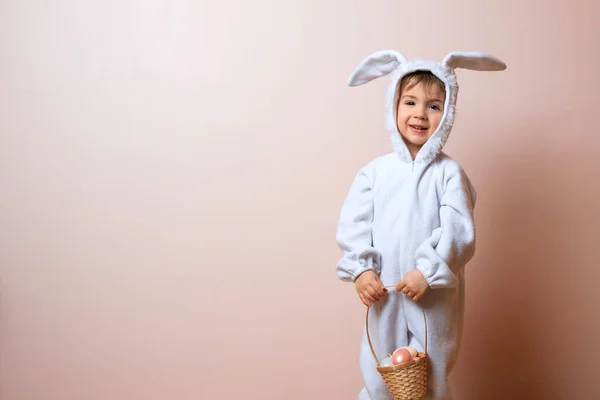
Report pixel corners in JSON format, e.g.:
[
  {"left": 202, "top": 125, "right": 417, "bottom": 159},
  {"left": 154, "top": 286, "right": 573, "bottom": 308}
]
[{"left": 1, "top": 0, "right": 599, "bottom": 399}]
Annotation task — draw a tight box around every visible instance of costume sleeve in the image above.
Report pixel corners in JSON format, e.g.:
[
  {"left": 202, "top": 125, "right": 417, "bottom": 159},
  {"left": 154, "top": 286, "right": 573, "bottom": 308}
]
[
  {"left": 414, "top": 164, "right": 477, "bottom": 289},
  {"left": 335, "top": 169, "right": 381, "bottom": 282}
]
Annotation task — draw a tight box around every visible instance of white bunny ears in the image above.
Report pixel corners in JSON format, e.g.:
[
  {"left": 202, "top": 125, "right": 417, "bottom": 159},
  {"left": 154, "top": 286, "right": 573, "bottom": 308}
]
[
  {"left": 442, "top": 51, "right": 507, "bottom": 72},
  {"left": 348, "top": 50, "right": 506, "bottom": 87}
]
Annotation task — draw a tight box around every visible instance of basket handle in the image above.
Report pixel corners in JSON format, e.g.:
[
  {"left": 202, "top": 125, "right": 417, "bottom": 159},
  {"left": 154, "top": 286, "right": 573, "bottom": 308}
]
[{"left": 365, "top": 285, "right": 428, "bottom": 365}]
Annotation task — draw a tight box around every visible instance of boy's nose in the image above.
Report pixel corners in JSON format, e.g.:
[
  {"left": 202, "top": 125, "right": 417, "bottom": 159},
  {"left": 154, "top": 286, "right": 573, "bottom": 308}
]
[{"left": 414, "top": 107, "right": 427, "bottom": 119}]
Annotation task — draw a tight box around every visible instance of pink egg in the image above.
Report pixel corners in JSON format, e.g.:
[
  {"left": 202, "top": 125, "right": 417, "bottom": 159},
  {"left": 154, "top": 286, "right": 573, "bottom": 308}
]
[
  {"left": 396, "top": 346, "right": 418, "bottom": 358},
  {"left": 392, "top": 348, "right": 412, "bottom": 365}
]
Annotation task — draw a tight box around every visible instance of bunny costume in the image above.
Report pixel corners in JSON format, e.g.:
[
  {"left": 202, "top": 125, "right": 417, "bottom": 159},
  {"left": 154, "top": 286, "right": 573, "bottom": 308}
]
[{"left": 336, "top": 51, "right": 506, "bottom": 400}]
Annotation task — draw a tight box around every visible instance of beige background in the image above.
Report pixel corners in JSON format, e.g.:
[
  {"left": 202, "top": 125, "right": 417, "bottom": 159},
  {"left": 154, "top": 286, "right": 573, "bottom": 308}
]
[{"left": 1, "top": 0, "right": 599, "bottom": 399}]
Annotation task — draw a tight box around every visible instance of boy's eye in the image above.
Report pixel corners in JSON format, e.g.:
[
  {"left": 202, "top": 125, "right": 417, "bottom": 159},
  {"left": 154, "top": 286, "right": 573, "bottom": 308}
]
[
  {"left": 429, "top": 104, "right": 441, "bottom": 110},
  {"left": 405, "top": 101, "right": 415, "bottom": 106}
]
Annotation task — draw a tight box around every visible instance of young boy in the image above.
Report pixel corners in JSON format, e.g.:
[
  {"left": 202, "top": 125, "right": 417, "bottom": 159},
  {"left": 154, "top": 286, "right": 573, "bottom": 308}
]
[{"left": 335, "top": 50, "right": 506, "bottom": 400}]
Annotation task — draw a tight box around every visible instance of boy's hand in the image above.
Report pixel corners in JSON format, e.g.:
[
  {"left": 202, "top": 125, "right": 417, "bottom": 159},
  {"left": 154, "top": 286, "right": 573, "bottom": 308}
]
[
  {"left": 396, "top": 270, "right": 430, "bottom": 302},
  {"left": 354, "top": 270, "right": 387, "bottom": 307}
]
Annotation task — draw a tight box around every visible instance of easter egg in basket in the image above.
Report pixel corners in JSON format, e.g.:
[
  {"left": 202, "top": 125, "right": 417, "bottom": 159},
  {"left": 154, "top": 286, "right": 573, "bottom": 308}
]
[{"left": 391, "top": 348, "right": 412, "bottom": 365}]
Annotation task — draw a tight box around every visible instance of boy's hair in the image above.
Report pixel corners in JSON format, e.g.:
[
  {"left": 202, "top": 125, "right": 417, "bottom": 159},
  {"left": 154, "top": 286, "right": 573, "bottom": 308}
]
[{"left": 398, "top": 70, "right": 446, "bottom": 98}]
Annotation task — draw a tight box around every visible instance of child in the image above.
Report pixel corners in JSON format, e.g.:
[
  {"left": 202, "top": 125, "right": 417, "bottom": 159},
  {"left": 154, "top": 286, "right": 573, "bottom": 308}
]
[{"left": 335, "top": 50, "right": 506, "bottom": 400}]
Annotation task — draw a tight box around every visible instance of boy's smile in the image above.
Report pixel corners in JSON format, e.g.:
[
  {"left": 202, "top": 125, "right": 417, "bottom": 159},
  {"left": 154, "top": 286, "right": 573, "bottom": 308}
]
[{"left": 408, "top": 124, "right": 430, "bottom": 134}]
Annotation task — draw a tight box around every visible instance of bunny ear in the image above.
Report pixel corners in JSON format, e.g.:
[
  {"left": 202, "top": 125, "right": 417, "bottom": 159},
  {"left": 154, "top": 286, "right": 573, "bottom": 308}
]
[
  {"left": 348, "top": 50, "right": 407, "bottom": 86},
  {"left": 442, "top": 52, "right": 506, "bottom": 71}
]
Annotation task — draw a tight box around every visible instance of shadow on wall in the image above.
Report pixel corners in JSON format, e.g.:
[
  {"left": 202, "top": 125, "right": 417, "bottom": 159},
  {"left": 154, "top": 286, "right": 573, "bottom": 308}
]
[{"left": 452, "top": 128, "right": 576, "bottom": 400}]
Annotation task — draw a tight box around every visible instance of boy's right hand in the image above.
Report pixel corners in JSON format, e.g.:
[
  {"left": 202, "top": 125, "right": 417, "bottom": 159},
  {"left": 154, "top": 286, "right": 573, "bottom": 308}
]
[{"left": 354, "top": 270, "right": 387, "bottom": 307}]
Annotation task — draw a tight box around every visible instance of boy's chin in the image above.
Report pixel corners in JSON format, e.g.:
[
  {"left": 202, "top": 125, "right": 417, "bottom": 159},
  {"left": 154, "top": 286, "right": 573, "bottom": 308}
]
[
  {"left": 400, "top": 133, "right": 429, "bottom": 148},
  {"left": 408, "top": 138, "right": 428, "bottom": 147}
]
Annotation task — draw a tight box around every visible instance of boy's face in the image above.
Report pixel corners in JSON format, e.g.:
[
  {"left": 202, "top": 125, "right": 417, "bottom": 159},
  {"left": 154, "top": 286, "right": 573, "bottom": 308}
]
[{"left": 396, "top": 82, "right": 445, "bottom": 158}]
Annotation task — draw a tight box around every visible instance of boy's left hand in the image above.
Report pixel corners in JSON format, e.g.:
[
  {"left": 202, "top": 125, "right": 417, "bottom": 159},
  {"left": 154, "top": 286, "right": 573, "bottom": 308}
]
[{"left": 396, "top": 270, "right": 430, "bottom": 302}]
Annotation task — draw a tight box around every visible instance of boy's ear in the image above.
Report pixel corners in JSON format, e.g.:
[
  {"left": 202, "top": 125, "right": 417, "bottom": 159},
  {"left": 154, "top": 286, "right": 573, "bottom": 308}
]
[
  {"left": 442, "top": 52, "right": 506, "bottom": 72},
  {"left": 348, "top": 50, "right": 407, "bottom": 87}
]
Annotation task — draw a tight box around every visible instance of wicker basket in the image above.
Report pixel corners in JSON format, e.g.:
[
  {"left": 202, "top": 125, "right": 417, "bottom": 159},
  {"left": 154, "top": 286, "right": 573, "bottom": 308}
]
[{"left": 365, "top": 286, "right": 429, "bottom": 400}]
